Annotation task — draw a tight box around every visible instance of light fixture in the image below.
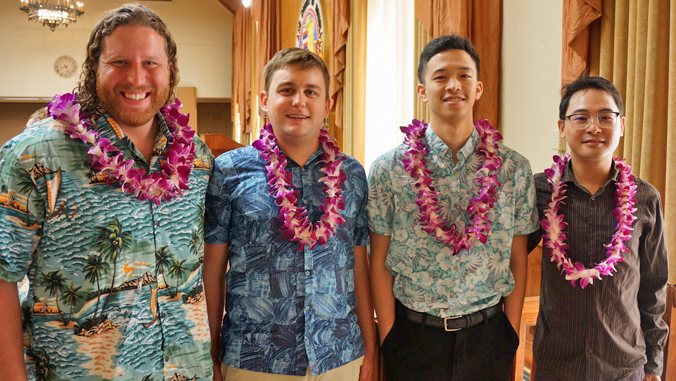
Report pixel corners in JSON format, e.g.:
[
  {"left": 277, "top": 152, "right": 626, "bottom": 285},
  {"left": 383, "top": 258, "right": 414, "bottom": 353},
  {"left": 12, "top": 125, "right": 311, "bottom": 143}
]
[
  {"left": 242, "top": 0, "right": 251, "bottom": 8},
  {"left": 19, "top": 0, "right": 84, "bottom": 32}
]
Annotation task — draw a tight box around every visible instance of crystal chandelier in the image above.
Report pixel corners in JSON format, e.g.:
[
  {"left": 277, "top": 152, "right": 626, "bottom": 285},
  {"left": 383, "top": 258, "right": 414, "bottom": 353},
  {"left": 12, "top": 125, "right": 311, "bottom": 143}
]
[{"left": 19, "top": 0, "right": 84, "bottom": 32}]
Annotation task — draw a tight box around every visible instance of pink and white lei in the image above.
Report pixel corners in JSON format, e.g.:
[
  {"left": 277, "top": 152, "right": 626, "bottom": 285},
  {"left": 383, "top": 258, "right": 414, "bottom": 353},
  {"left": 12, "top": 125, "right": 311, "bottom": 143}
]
[
  {"left": 401, "top": 119, "right": 503, "bottom": 255},
  {"left": 47, "top": 93, "right": 196, "bottom": 205},
  {"left": 541, "top": 154, "right": 637, "bottom": 288},
  {"left": 253, "top": 124, "right": 346, "bottom": 251}
]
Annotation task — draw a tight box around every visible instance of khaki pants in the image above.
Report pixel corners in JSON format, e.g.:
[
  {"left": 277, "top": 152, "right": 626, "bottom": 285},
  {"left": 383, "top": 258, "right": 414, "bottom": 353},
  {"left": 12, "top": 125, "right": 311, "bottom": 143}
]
[{"left": 221, "top": 356, "right": 364, "bottom": 381}]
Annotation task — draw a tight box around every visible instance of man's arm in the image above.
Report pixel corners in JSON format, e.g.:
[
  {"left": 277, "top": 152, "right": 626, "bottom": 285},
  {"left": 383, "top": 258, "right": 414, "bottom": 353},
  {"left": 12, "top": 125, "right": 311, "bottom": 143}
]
[
  {"left": 353, "top": 245, "right": 376, "bottom": 381},
  {"left": 203, "top": 242, "right": 229, "bottom": 380},
  {"left": 638, "top": 194, "right": 669, "bottom": 379},
  {"left": 0, "top": 279, "right": 27, "bottom": 380},
  {"left": 369, "top": 230, "right": 395, "bottom": 344},
  {"left": 503, "top": 234, "right": 528, "bottom": 333}
]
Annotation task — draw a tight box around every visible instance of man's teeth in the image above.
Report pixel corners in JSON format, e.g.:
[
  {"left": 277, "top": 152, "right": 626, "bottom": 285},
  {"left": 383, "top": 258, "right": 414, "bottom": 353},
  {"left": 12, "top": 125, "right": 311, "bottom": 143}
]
[
  {"left": 287, "top": 115, "right": 309, "bottom": 119},
  {"left": 123, "top": 93, "right": 148, "bottom": 100}
]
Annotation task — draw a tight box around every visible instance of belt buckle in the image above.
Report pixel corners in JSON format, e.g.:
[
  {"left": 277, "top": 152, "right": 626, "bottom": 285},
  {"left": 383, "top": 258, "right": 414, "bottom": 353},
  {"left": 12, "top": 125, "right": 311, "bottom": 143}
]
[{"left": 443, "top": 315, "right": 462, "bottom": 332}]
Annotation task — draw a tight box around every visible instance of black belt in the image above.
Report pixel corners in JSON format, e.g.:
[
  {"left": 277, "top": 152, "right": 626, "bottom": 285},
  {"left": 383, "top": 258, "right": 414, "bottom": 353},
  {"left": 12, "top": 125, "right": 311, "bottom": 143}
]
[{"left": 396, "top": 300, "right": 503, "bottom": 331}]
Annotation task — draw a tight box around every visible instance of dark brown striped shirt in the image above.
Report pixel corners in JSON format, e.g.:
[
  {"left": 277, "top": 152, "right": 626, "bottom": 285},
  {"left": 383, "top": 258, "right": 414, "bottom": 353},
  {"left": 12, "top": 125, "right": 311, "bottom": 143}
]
[{"left": 527, "top": 161, "right": 668, "bottom": 380}]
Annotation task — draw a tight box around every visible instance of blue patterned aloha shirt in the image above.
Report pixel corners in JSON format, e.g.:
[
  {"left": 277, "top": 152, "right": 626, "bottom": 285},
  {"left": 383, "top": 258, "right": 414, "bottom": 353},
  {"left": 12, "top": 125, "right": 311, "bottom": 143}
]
[
  {"left": 205, "top": 145, "right": 369, "bottom": 376},
  {"left": 367, "top": 125, "right": 539, "bottom": 317},
  {"left": 0, "top": 111, "right": 214, "bottom": 380}
]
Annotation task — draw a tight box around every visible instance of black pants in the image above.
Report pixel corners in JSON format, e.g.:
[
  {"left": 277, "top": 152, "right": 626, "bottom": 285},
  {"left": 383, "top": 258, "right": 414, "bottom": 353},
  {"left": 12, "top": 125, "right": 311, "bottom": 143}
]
[{"left": 381, "top": 301, "right": 520, "bottom": 381}]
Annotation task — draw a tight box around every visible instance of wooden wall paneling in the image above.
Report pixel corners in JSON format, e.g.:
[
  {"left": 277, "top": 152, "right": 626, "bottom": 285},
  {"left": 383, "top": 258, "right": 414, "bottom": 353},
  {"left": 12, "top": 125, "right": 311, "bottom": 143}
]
[
  {"left": 176, "top": 87, "right": 199, "bottom": 131},
  {"left": 514, "top": 296, "right": 539, "bottom": 381}
]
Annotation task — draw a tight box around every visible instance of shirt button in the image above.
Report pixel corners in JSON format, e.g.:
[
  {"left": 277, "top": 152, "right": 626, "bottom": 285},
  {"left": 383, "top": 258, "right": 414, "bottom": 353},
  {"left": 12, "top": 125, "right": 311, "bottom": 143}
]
[
  {"left": 446, "top": 150, "right": 450, "bottom": 156},
  {"left": 305, "top": 339, "right": 310, "bottom": 345},
  {"left": 165, "top": 356, "right": 169, "bottom": 362},
  {"left": 303, "top": 199, "right": 308, "bottom": 204},
  {"left": 305, "top": 306, "right": 310, "bottom": 311},
  {"left": 156, "top": 221, "right": 160, "bottom": 227},
  {"left": 588, "top": 349, "right": 593, "bottom": 354},
  {"left": 453, "top": 171, "right": 458, "bottom": 176},
  {"left": 305, "top": 270, "right": 311, "bottom": 276},
  {"left": 453, "top": 203, "right": 459, "bottom": 208}
]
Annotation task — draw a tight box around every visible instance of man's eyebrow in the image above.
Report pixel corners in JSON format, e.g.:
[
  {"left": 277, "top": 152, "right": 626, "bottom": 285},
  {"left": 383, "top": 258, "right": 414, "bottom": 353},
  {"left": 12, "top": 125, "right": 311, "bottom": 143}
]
[{"left": 569, "top": 107, "right": 618, "bottom": 114}]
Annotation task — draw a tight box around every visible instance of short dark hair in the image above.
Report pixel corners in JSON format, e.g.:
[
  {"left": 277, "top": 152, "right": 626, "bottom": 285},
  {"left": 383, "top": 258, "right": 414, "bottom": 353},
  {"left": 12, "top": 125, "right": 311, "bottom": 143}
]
[
  {"left": 263, "top": 47, "right": 330, "bottom": 100},
  {"left": 417, "top": 34, "right": 480, "bottom": 84},
  {"left": 559, "top": 76, "right": 624, "bottom": 120},
  {"left": 77, "top": 4, "right": 178, "bottom": 115}
]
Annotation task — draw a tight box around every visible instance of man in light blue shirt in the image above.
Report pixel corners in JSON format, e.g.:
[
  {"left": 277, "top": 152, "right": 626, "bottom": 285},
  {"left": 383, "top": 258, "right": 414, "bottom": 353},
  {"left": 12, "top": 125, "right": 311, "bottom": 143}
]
[{"left": 368, "top": 34, "right": 539, "bottom": 380}]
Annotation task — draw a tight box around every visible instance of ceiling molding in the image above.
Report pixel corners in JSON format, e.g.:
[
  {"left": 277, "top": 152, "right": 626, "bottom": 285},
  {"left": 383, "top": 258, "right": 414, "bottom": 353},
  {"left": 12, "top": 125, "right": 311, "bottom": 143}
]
[{"left": 217, "top": 0, "right": 239, "bottom": 14}]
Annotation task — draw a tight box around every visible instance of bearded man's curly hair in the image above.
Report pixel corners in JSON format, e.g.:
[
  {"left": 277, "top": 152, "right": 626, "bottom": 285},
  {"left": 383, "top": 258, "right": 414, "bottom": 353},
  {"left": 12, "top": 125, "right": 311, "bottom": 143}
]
[{"left": 76, "top": 4, "right": 179, "bottom": 115}]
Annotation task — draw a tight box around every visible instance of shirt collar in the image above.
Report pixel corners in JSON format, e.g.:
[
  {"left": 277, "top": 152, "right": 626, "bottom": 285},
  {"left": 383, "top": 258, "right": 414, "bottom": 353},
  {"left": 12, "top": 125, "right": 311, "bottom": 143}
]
[
  {"left": 563, "top": 158, "right": 620, "bottom": 189},
  {"left": 424, "top": 124, "right": 479, "bottom": 164},
  {"left": 267, "top": 145, "right": 326, "bottom": 168},
  {"left": 91, "top": 111, "right": 170, "bottom": 152}
]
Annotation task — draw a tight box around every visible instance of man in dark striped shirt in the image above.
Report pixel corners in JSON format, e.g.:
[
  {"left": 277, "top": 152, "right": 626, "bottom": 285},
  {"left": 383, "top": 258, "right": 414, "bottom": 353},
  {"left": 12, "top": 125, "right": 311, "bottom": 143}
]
[{"left": 528, "top": 76, "right": 668, "bottom": 381}]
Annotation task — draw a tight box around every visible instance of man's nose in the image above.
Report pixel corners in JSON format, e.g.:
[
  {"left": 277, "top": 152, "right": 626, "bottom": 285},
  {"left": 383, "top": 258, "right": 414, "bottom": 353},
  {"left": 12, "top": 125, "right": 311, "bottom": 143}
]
[{"left": 126, "top": 62, "right": 146, "bottom": 86}]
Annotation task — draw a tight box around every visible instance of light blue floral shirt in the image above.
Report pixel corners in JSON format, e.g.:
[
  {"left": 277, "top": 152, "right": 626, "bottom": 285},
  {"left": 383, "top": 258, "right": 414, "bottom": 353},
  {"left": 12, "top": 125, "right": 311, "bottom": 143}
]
[
  {"left": 367, "top": 126, "right": 539, "bottom": 317},
  {"left": 0, "top": 112, "right": 214, "bottom": 380},
  {"left": 205, "top": 145, "right": 369, "bottom": 376}
]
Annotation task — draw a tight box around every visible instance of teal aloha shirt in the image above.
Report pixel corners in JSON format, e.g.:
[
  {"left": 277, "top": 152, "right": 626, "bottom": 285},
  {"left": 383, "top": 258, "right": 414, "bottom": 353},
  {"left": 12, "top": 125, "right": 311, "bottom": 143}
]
[
  {"left": 0, "top": 111, "right": 214, "bottom": 380},
  {"left": 367, "top": 125, "right": 539, "bottom": 317}
]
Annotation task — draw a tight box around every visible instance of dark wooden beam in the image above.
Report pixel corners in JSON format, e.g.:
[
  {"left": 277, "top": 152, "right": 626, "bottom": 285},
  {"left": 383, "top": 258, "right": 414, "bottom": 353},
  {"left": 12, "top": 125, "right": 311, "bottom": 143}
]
[{"left": 217, "top": 0, "right": 239, "bottom": 14}]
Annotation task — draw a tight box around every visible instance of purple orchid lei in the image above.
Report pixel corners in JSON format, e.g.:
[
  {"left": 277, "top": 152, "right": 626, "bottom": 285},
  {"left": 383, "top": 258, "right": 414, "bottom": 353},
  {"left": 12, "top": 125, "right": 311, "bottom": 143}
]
[
  {"left": 541, "top": 154, "right": 637, "bottom": 288},
  {"left": 401, "top": 119, "right": 503, "bottom": 255},
  {"left": 253, "top": 123, "right": 347, "bottom": 251},
  {"left": 47, "top": 93, "right": 196, "bottom": 205}
]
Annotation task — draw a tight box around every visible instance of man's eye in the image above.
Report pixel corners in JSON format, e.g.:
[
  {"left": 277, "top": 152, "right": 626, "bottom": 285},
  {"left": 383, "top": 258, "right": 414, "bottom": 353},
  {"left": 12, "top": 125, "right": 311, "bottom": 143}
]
[
  {"left": 434, "top": 76, "right": 445, "bottom": 81},
  {"left": 572, "top": 115, "right": 589, "bottom": 122}
]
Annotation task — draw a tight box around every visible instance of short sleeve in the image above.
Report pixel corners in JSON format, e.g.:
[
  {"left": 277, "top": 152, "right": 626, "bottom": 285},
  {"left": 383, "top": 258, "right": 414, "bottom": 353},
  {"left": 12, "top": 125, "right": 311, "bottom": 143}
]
[
  {"left": 366, "top": 156, "right": 395, "bottom": 236},
  {"left": 512, "top": 159, "right": 540, "bottom": 236},
  {"left": 0, "top": 139, "right": 44, "bottom": 283},
  {"left": 204, "top": 153, "right": 235, "bottom": 244},
  {"left": 350, "top": 160, "right": 370, "bottom": 246}
]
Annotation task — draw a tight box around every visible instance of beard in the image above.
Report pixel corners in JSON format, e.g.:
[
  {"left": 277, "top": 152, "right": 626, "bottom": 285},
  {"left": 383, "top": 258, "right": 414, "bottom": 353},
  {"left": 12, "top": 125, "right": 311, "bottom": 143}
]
[{"left": 96, "top": 74, "right": 170, "bottom": 128}]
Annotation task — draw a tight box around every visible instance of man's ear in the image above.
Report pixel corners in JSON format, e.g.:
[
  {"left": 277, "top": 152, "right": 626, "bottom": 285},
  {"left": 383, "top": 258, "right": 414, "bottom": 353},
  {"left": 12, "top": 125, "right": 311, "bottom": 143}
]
[
  {"left": 324, "top": 97, "right": 331, "bottom": 118},
  {"left": 620, "top": 115, "right": 626, "bottom": 137},
  {"left": 558, "top": 119, "right": 566, "bottom": 138},
  {"left": 260, "top": 91, "right": 269, "bottom": 115},
  {"left": 416, "top": 83, "right": 428, "bottom": 103},
  {"left": 475, "top": 81, "right": 484, "bottom": 101}
]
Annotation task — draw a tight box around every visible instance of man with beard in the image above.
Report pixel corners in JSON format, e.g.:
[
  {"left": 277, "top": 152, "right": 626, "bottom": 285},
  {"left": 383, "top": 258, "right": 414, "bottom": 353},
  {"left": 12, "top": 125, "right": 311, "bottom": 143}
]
[{"left": 0, "top": 4, "right": 214, "bottom": 380}]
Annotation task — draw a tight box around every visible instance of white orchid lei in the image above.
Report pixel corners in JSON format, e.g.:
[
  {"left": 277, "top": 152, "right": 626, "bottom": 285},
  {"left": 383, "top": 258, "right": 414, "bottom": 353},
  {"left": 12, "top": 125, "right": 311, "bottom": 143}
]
[
  {"left": 401, "top": 119, "right": 503, "bottom": 255},
  {"left": 541, "top": 154, "right": 637, "bottom": 288},
  {"left": 47, "top": 93, "right": 196, "bottom": 205},
  {"left": 253, "top": 123, "right": 346, "bottom": 251}
]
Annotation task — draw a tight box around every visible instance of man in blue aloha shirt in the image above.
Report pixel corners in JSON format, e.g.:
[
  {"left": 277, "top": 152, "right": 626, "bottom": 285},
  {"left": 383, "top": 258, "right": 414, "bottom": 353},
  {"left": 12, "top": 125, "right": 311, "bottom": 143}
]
[
  {"left": 367, "top": 34, "right": 539, "bottom": 380},
  {"left": 204, "top": 48, "right": 376, "bottom": 381},
  {"left": 0, "top": 5, "right": 214, "bottom": 380}
]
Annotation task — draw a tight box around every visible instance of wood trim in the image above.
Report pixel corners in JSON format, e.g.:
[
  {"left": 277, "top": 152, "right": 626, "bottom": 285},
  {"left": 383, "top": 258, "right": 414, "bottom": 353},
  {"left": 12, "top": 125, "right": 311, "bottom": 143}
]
[
  {"left": 217, "top": 0, "right": 239, "bottom": 14},
  {"left": 514, "top": 296, "right": 539, "bottom": 381}
]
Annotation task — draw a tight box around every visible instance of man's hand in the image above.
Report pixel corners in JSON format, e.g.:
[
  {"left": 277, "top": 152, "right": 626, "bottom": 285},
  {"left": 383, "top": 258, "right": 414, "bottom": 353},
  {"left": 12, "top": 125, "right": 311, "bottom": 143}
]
[
  {"left": 212, "top": 360, "right": 223, "bottom": 381},
  {"left": 645, "top": 374, "right": 660, "bottom": 381},
  {"left": 358, "top": 354, "right": 374, "bottom": 381}
]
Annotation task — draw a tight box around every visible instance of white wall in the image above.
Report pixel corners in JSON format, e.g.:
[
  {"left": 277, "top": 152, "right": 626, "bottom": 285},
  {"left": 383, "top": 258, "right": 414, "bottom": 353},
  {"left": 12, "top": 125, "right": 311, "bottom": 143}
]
[
  {"left": 500, "top": 0, "right": 564, "bottom": 174},
  {"left": 0, "top": 0, "right": 232, "bottom": 99}
]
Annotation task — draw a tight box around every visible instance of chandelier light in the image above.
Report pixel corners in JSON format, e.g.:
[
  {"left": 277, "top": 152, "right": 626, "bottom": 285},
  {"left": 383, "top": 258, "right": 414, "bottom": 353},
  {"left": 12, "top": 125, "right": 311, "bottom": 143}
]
[{"left": 19, "top": 0, "right": 84, "bottom": 32}]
